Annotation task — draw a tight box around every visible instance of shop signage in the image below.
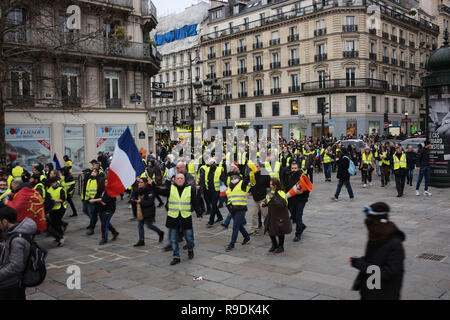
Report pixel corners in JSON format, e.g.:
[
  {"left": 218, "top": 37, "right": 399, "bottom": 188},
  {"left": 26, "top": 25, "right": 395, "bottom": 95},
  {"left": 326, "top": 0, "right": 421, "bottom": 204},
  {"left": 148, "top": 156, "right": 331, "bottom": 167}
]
[
  {"left": 152, "top": 82, "right": 165, "bottom": 89},
  {"left": 139, "top": 131, "right": 146, "bottom": 139},
  {"left": 5, "top": 126, "right": 50, "bottom": 140},
  {"left": 130, "top": 93, "right": 142, "bottom": 102},
  {"left": 96, "top": 126, "right": 135, "bottom": 138},
  {"left": 64, "top": 126, "right": 84, "bottom": 138},
  {"left": 235, "top": 121, "right": 251, "bottom": 126}
]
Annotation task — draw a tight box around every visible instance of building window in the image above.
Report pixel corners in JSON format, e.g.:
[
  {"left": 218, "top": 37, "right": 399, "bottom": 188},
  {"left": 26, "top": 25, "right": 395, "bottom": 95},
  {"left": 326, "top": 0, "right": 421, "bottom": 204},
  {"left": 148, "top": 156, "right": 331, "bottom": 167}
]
[
  {"left": 210, "top": 107, "right": 215, "bottom": 120},
  {"left": 346, "top": 68, "right": 356, "bottom": 86},
  {"left": 345, "top": 16, "right": 355, "bottom": 25},
  {"left": 291, "top": 74, "right": 299, "bottom": 88},
  {"left": 384, "top": 97, "right": 389, "bottom": 113},
  {"left": 166, "top": 110, "right": 170, "bottom": 121},
  {"left": 172, "top": 71, "right": 176, "bottom": 82},
  {"left": 345, "top": 40, "right": 355, "bottom": 51},
  {"left": 318, "top": 70, "right": 326, "bottom": 88},
  {"left": 104, "top": 71, "right": 120, "bottom": 101},
  {"left": 181, "top": 109, "right": 185, "bottom": 120},
  {"left": 255, "top": 79, "right": 263, "bottom": 92},
  {"left": 180, "top": 70, "right": 184, "bottom": 81},
  {"left": 411, "top": 100, "right": 416, "bottom": 114},
  {"left": 372, "top": 96, "right": 376, "bottom": 112},
  {"left": 240, "top": 104, "right": 246, "bottom": 118},
  {"left": 173, "top": 55, "right": 176, "bottom": 65},
  {"left": 180, "top": 89, "right": 184, "bottom": 100},
  {"left": 317, "top": 97, "right": 326, "bottom": 114},
  {"left": 255, "top": 103, "right": 262, "bottom": 117},
  {"left": 272, "top": 77, "right": 280, "bottom": 89},
  {"left": 272, "top": 102, "right": 280, "bottom": 116},
  {"left": 393, "top": 98, "right": 398, "bottom": 113},
  {"left": 61, "top": 69, "right": 79, "bottom": 103},
  {"left": 159, "top": 111, "right": 163, "bottom": 122},
  {"left": 346, "top": 96, "right": 357, "bottom": 112},
  {"left": 401, "top": 99, "right": 406, "bottom": 114},
  {"left": 11, "top": 66, "right": 31, "bottom": 97},
  {"left": 291, "top": 100, "right": 298, "bottom": 115}
]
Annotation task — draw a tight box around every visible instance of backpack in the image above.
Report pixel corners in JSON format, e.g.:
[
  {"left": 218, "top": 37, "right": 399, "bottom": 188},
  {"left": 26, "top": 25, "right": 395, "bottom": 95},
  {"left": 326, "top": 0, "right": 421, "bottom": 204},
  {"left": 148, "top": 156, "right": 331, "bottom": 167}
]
[
  {"left": 344, "top": 156, "right": 356, "bottom": 176},
  {"left": 9, "top": 233, "right": 47, "bottom": 287}
]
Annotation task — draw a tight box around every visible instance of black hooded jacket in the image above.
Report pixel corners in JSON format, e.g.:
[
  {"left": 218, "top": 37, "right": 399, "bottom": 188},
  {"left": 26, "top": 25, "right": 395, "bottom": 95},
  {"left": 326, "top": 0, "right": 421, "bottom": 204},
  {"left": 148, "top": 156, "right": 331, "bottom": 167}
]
[{"left": 351, "top": 225, "right": 406, "bottom": 300}]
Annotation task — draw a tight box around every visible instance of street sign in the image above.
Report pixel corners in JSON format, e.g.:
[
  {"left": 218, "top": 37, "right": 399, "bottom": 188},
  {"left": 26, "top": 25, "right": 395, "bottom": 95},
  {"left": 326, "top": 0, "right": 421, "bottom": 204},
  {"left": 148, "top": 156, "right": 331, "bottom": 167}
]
[
  {"left": 329, "top": 119, "right": 333, "bottom": 126},
  {"left": 384, "top": 122, "right": 389, "bottom": 128},
  {"left": 130, "top": 93, "right": 141, "bottom": 102},
  {"left": 152, "top": 82, "right": 165, "bottom": 89},
  {"left": 152, "top": 91, "right": 173, "bottom": 99}
]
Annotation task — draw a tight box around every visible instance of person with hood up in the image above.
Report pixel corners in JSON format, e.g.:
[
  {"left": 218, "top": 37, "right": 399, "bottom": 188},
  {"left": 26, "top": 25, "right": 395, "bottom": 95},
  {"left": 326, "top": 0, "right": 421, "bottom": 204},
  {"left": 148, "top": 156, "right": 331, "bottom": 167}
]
[
  {"left": 0, "top": 208, "right": 37, "bottom": 300},
  {"left": 350, "top": 202, "right": 405, "bottom": 300}
]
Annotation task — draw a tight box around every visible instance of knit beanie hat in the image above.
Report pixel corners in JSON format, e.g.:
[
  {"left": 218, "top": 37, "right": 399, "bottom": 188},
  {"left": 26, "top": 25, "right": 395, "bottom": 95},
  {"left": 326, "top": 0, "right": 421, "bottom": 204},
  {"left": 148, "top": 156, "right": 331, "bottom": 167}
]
[{"left": 363, "top": 202, "right": 390, "bottom": 223}]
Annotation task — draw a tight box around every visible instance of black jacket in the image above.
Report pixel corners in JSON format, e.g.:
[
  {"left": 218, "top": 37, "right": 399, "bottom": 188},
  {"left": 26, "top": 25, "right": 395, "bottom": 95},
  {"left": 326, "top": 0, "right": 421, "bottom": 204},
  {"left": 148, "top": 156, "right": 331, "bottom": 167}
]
[
  {"left": 406, "top": 151, "right": 416, "bottom": 169},
  {"left": 244, "top": 171, "right": 270, "bottom": 202},
  {"left": 416, "top": 148, "right": 430, "bottom": 167},
  {"left": 285, "top": 171, "right": 310, "bottom": 206},
  {"left": 351, "top": 227, "right": 405, "bottom": 300},
  {"left": 336, "top": 156, "right": 350, "bottom": 180},
  {"left": 138, "top": 184, "right": 157, "bottom": 221}
]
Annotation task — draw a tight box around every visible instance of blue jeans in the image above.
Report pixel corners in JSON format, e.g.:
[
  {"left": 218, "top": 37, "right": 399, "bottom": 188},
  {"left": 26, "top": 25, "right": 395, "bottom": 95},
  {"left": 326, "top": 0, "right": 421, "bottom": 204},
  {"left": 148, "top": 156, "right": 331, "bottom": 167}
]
[
  {"left": 335, "top": 178, "right": 354, "bottom": 199},
  {"left": 229, "top": 211, "right": 250, "bottom": 247},
  {"left": 169, "top": 223, "right": 194, "bottom": 257},
  {"left": 87, "top": 203, "right": 98, "bottom": 229},
  {"left": 207, "top": 190, "right": 222, "bottom": 225},
  {"left": 288, "top": 202, "right": 306, "bottom": 237},
  {"left": 223, "top": 212, "right": 246, "bottom": 227},
  {"left": 375, "top": 160, "right": 381, "bottom": 176},
  {"left": 324, "top": 163, "right": 332, "bottom": 180},
  {"left": 407, "top": 168, "right": 415, "bottom": 185},
  {"left": 82, "top": 200, "right": 89, "bottom": 217},
  {"left": 138, "top": 219, "right": 163, "bottom": 241},
  {"left": 99, "top": 211, "right": 117, "bottom": 240},
  {"left": 416, "top": 166, "right": 431, "bottom": 191}
]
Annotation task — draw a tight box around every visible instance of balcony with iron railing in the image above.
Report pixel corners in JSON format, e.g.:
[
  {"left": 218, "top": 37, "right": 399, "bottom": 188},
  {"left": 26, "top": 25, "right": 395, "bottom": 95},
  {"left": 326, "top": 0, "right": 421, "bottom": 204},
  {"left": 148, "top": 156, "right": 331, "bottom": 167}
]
[
  {"left": 62, "top": 96, "right": 81, "bottom": 108},
  {"left": 410, "top": 41, "right": 415, "bottom": 48},
  {"left": 391, "top": 85, "right": 399, "bottom": 91},
  {"left": 11, "top": 95, "right": 34, "bottom": 107},
  {"left": 289, "top": 86, "right": 300, "bottom": 93},
  {"left": 383, "top": 56, "right": 390, "bottom": 63},
  {"left": 91, "top": 0, "right": 133, "bottom": 9},
  {"left": 369, "top": 28, "right": 377, "bottom": 35},
  {"left": 400, "top": 86, "right": 406, "bottom": 92},
  {"left": 223, "top": 70, "right": 232, "bottom": 77},
  {"left": 106, "top": 98, "right": 122, "bottom": 108},
  {"left": 254, "top": 90, "right": 264, "bottom": 96},
  {"left": 222, "top": 49, "right": 231, "bottom": 56},
  {"left": 391, "top": 58, "right": 398, "bottom": 65},
  {"left": 288, "top": 58, "right": 300, "bottom": 66},
  {"left": 407, "top": 85, "right": 423, "bottom": 97},
  {"left": 270, "top": 61, "right": 281, "bottom": 69},
  {"left": 207, "top": 52, "right": 216, "bottom": 59},
  {"left": 140, "top": 0, "right": 158, "bottom": 25},
  {"left": 238, "top": 67, "right": 247, "bottom": 74},
  {"left": 237, "top": 46, "right": 247, "bottom": 53},
  {"left": 315, "top": 53, "right": 327, "bottom": 62},
  {"left": 314, "top": 28, "right": 327, "bottom": 37},
  {"left": 206, "top": 73, "right": 216, "bottom": 79},
  {"left": 370, "top": 53, "right": 377, "bottom": 60},
  {"left": 301, "top": 78, "right": 388, "bottom": 93},
  {"left": 383, "top": 32, "right": 390, "bottom": 39},
  {"left": 201, "top": 0, "right": 439, "bottom": 44},
  {"left": 253, "top": 64, "right": 263, "bottom": 71},
  {"left": 253, "top": 42, "right": 263, "bottom": 49},
  {"left": 343, "top": 51, "right": 359, "bottom": 58},
  {"left": 4, "top": 29, "right": 162, "bottom": 63},
  {"left": 439, "top": 4, "right": 450, "bottom": 15},
  {"left": 410, "top": 63, "right": 415, "bottom": 69},
  {"left": 391, "top": 35, "right": 398, "bottom": 42},
  {"left": 271, "top": 88, "right": 282, "bottom": 95},
  {"left": 343, "top": 25, "right": 358, "bottom": 32},
  {"left": 288, "top": 34, "right": 299, "bottom": 42},
  {"left": 399, "top": 38, "right": 406, "bottom": 45},
  {"left": 238, "top": 92, "right": 248, "bottom": 98},
  {"left": 223, "top": 93, "right": 232, "bottom": 100},
  {"left": 400, "top": 60, "right": 406, "bottom": 68},
  {"left": 269, "top": 38, "right": 280, "bottom": 46}
]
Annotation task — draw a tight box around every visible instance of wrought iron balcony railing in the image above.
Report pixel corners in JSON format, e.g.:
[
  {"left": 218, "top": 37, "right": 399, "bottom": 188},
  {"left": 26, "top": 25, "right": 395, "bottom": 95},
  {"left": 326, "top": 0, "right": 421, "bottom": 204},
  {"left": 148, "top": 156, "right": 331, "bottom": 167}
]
[
  {"left": 288, "top": 58, "right": 300, "bottom": 66},
  {"left": 343, "top": 51, "right": 359, "bottom": 58},
  {"left": 106, "top": 98, "right": 122, "bottom": 108},
  {"left": 253, "top": 64, "right": 263, "bottom": 71},
  {"left": 301, "top": 78, "right": 388, "bottom": 92},
  {"left": 314, "top": 28, "right": 327, "bottom": 36}
]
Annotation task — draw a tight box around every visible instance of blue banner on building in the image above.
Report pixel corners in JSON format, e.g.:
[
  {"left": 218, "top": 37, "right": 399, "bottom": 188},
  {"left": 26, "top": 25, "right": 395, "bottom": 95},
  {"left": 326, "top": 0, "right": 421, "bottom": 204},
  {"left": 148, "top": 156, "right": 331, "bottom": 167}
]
[{"left": 154, "top": 24, "right": 197, "bottom": 46}]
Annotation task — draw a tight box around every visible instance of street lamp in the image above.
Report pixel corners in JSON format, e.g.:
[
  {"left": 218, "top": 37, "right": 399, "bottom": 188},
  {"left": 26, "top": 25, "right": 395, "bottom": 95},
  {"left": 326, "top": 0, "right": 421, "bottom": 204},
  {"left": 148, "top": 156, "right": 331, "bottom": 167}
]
[
  {"left": 194, "top": 77, "right": 223, "bottom": 130},
  {"left": 404, "top": 112, "right": 409, "bottom": 137},
  {"left": 188, "top": 51, "right": 201, "bottom": 156},
  {"left": 324, "top": 72, "right": 332, "bottom": 121}
]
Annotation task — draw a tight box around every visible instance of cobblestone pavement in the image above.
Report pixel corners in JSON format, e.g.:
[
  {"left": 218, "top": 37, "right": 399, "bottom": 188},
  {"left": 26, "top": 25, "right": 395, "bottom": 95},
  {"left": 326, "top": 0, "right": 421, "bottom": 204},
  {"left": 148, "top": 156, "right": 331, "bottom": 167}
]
[{"left": 27, "top": 173, "right": 450, "bottom": 300}]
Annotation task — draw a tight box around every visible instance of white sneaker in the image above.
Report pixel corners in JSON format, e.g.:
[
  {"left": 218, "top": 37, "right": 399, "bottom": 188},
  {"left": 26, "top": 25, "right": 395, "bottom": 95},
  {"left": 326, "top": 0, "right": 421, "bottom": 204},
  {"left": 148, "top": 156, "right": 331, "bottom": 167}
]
[
  {"left": 424, "top": 191, "right": 432, "bottom": 196},
  {"left": 363, "top": 184, "right": 367, "bottom": 188},
  {"left": 416, "top": 190, "right": 420, "bottom": 196},
  {"left": 369, "top": 183, "right": 373, "bottom": 187}
]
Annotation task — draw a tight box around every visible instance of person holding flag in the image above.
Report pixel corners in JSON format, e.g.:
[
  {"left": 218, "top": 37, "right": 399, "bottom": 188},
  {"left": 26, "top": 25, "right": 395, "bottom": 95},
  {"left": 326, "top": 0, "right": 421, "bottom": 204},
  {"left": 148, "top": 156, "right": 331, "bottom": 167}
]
[{"left": 53, "top": 154, "right": 62, "bottom": 171}]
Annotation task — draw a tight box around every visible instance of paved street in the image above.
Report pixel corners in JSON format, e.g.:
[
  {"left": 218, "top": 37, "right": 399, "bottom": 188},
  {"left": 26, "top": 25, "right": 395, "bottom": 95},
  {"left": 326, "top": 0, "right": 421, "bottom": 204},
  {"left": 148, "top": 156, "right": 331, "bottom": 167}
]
[{"left": 27, "top": 174, "right": 450, "bottom": 300}]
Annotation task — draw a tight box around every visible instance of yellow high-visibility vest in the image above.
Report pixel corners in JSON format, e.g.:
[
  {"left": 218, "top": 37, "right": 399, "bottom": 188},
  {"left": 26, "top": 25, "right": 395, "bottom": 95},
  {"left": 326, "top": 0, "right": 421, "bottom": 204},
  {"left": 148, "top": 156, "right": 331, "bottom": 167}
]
[
  {"left": 12, "top": 166, "right": 24, "bottom": 179},
  {"left": 206, "top": 166, "right": 222, "bottom": 191},
  {"left": 188, "top": 162, "right": 197, "bottom": 181},
  {"left": 362, "top": 153, "right": 374, "bottom": 165},
  {"left": 61, "top": 179, "right": 75, "bottom": 197},
  {"left": 34, "top": 182, "right": 46, "bottom": 199},
  {"left": 226, "top": 180, "right": 247, "bottom": 206},
  {"left": 323, "top": 151, "right": 332, "bottom": 164},
  {"left": 47, "top": 186, "right": 67, "bottom": 210},
  {"left": 85, "top": 178, "right": 98, "bottom": 200},
  {"left": 65, "top": 160, "right": 73, "bottom": 174},
  {"left": 266, "top": 190, "right": 287, "bottom": 205},
  {"left": 167, "top": 185, "right": 192, "bottom": 219},
  {"left": 393, "top": 153, "right": 407, "bottom": 170},
  {"left": 381, "top": 152, "right": 390, "bottom": 166},
  {"left": 264, "top": 161, "right": 280, "bottom": 179}
]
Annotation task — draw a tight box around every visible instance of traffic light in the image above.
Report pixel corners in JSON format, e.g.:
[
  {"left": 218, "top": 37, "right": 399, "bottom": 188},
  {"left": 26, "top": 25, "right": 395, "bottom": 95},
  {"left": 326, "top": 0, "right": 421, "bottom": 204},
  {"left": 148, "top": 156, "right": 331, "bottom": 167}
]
[
  {"left": 321, "top": 102, "right": 329, "bottom": 116},
  {"left": 172, "top": 116, "right": 178, "bottom": 127}
]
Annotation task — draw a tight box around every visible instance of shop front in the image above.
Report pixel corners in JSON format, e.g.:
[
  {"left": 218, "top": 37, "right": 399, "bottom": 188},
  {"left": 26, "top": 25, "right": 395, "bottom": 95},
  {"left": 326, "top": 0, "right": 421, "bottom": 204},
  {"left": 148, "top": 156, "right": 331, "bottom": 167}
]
[
  {"left": 346, "top": 120, "right": 357, "bottom": 137},
  {"left": 368, "top": 121, "right": 380, "bottom": 136},
  {"left": 5, "top": 126, "right": 51, "bottom": 170},
  {"left": 64, "top": 126, "right": 85, "bottom": 173},
  {"left": 96, "top": 125, "right": 135, "bottom": 154}
]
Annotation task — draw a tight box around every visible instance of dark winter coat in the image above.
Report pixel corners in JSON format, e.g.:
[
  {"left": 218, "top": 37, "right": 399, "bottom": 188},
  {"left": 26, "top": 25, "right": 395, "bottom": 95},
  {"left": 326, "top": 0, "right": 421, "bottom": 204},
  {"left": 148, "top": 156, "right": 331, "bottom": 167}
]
[
  {"left": 263, "top": 192, "right": 292, "bottom": 237},
  {"left": 0, "top": 218, "right": 36, "bottom": 289},
  {"left": 406, "top": 151, "right": 417, "bottom": 170},
  {"left": 351, "top": 226, "right": 406, "bottom": 300},
  {"left": 416, "top": 147, "right": 430, "bottom": 167},
  {"left": 336, "top": 156, "right": 350, "bottom": 180},
  {"left": 244, "top": 171, "right": 270, "bottom": 202},
  {"left": 138, "top": 184, "right": 157, "bottom": 222},
  {"left": 284, "top": 171, "right": 310, "bottom": 205}
]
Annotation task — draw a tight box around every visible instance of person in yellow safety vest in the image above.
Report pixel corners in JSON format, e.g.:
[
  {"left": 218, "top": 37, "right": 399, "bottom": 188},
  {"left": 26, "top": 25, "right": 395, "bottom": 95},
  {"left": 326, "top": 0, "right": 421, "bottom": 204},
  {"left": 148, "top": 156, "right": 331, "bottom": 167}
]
[
  {"left": 393, "top": 145, "right": 407, "bottom": 198},
  {"left": 85, "top": 168, "right": 100, "bottom": 235},
  {"left": 158, "top": 173, "right": 202, "bottom": 265},
  {"left": 360, "top": 147, "right": 376, "bottom": 188},
  {"left": 7, "top": 162, "right": 24, "bottom": 189},
  {"left": 205, "top": 158, "right": 226, "bottom": 228},
  {"left": 61, "top": 167, "right": 78, "bottom": 217},
  {"left": 236, "top": 146, "right": 247, "bottom": 176},
  {"left": 63, "top": 155, "right": 73, "bottom": 174},
  {"left": 279, "top": 146, "right": 292, "bottom": 168},
  {"left": 379, "top": 145, "right": 391, "bottom": 187},
  {"left": 264, "top": 157, "right": 281, "bottom": 180},
  {"left": 224, "top": 172, "right": 251, "bottom": 252},
  {"left": 322, "top": 145, "right": 333, "bottom": 182},
  {"left": 187, "top": 161, "right": 197, "bottom": 182},
  {"left": 31, "top": 164, "right": 46, "bottom": 184},
  {"left": 46, "top": 177, "right": 67, "bottom": 247},
  {"left": 0, "top": 179, "right": 11, "bottom": 202},
  {"left": 261, "top": 178, "right": 291, "bottom": 253}
]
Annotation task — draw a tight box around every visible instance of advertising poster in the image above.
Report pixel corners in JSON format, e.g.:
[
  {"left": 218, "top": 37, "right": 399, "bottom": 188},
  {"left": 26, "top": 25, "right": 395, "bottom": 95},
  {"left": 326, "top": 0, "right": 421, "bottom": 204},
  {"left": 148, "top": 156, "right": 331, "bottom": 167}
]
[
  {"left": 428, "top": 86, "right": 450, "bottom": 183},
  {"left": 5, "top": 126, "right": 51, "bottom": 170},
  {"left": 96, "top": 125, "right": 135, "bottom": 154},
  {"left": 64, "top": 126, "right": 85, "bottom": 172}
]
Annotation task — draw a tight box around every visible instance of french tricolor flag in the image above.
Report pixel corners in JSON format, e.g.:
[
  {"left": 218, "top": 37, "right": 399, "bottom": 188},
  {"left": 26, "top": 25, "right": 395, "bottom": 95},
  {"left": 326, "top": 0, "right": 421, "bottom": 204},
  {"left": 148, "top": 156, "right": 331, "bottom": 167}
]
[{"left": 106, "top": 127, "right": 145, "bottom": 197}]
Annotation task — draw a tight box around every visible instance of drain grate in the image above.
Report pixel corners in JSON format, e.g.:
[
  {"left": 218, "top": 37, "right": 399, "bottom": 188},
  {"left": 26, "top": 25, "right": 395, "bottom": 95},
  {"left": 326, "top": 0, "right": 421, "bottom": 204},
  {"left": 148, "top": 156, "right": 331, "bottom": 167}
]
[{"left": 416, "top": 253, "right": 447, "bottom": 262}]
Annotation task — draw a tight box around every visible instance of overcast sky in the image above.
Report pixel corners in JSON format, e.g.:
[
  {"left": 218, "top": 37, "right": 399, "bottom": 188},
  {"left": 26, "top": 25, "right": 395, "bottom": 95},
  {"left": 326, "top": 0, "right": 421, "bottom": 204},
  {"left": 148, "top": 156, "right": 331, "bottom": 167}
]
[{"left": 153, "top": 0, "right": 206, "bottom": 17}]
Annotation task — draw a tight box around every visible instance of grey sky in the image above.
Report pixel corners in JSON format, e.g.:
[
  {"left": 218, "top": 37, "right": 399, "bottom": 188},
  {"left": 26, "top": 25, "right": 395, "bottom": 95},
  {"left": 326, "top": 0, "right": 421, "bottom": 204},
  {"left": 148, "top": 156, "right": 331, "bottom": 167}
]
[{"left": 153, "top": 0, "right": 206, "bottom": 17}]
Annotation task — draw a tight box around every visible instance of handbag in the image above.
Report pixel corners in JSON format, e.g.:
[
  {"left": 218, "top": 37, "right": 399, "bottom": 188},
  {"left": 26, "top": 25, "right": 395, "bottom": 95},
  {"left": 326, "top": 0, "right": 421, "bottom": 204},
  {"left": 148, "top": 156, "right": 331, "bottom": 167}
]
[{"left": 136, "top": 196, "right": 144, "bottom": 221}]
